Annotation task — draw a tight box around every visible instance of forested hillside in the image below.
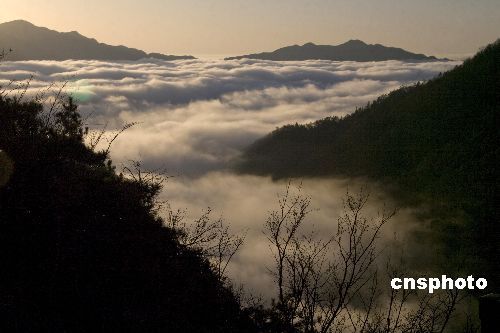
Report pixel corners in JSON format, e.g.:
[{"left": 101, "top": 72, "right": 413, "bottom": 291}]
[
  {"left": 0, "top": 94, "right": 254, "bottom": 331},
  {"left": 238, "top": 40, "right": 499, "bottom": 287}
]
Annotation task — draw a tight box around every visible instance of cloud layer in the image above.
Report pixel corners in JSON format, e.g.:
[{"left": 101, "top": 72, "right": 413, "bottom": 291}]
[
  {"left": 0, "top": 58, "right": 458, "bottom": 175},
  {"left": 162, "top": 173, "right": 431, "bottom": 298},
  {"left": 0, "top": 58, "right": 455, "bottom": 296}
]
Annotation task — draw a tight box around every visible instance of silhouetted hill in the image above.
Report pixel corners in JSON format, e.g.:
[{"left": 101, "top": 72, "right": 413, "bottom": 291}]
[
  {"left": 0, "top": 20, "right": 195, "bottom": 61},
  {"left": 0, "top": 96, "right": 254, "bottom": 331},
  {"left": 238, "top": 41, "right": 499, "bottom": 287},
  {"left": 225, "top": 40, "right": 441, "bottom": 61}
]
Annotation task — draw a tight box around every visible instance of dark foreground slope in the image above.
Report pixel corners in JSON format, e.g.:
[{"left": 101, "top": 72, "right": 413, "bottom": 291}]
[
  {"left": 238, "top": 41, "right": 499, "bottom": 286},
  {"left": 0, "top": 20, "right": 195, "bottom": 61},
  {"left": 225, "top": 40, "right": 439, "bottom": 61},
  {"left": 0, "top": 97, "right": 253, "bottom": 332}
]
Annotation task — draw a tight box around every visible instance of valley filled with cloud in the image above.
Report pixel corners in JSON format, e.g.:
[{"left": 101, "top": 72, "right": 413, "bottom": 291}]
[{"left": 0, "top": 58, "right": 459, "bottom": 295}]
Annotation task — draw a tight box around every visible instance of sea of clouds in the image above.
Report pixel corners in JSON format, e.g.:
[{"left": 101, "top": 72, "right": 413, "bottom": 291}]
[
  {"left": 0, "top": 58, "right": 458, "bottom": 175},
  {"left": 0, "top": 58, "right": 459, "bottom": 296}
]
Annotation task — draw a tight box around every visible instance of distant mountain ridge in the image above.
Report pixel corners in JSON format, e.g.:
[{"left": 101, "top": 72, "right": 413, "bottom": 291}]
[
  {"left": 225, "top": 40, "right": 442, "bottom": 61},
  {"left": 237, "top": 40, "right": 500, "bottom": 287},
  {"left": 0, "top": 20, "right": 195, "bottom": 61}
]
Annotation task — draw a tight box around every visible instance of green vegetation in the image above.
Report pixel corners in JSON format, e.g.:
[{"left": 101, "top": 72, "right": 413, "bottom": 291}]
[
  {"left": 238, "top": 40, "right": 499, "bottom": 288},
  {"left": 0, "top": 93, "right": 254, "bottom": 331}
]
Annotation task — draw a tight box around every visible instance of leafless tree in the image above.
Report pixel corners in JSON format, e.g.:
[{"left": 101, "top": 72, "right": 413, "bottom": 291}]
[
  {"left": 264, "top": 184, "right": 464, "bottom": 333},
  {"left": 166, "top": 205, "right": 245, "bottom": 282}
]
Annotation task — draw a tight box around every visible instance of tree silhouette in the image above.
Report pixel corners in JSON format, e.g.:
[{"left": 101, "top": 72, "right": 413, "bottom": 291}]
[
  {"left": 256, "top": 185, "right": 467, "bottom": 333},
  {"left": 0, "top": 89, "right": 256, "bottom": 332}
]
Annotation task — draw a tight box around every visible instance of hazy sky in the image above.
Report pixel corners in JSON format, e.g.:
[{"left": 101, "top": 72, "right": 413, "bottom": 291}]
[{"left": 1, "top": 0, "right": 499, "bottom": 56}]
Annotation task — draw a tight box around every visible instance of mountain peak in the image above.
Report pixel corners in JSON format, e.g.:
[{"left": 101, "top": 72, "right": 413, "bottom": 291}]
[
  {"left": 1, "top": 19, "right": 36, "bottom": 27},
  {"left": 67, "top": 30, "right": 83, "bottom": 37},
  {"left": 0, "top": 20, "right": 195, "bottom": 61},
  {"left": 344, "top": 39, "right": 367, "bottom": 46},
  {"left": 225, "top": 39, "right": 438, "bottom": 62}
]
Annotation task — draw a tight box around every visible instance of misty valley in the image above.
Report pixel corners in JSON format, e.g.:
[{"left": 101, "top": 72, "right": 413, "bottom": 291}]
[{"left": 0, "top": 18, "right": 499, "bottom": 333}]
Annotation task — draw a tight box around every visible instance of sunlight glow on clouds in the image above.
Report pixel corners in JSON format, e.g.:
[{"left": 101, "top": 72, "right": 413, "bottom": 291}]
[{"left": 0, "top": 58, "right": 458, "bottom": 175}]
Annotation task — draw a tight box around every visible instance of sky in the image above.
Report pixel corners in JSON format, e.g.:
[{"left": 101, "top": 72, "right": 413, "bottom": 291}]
[
  {"left": 1, "top": 0, "right": 499, "bottom": 57},
  {"left": 0, "top": 0, "right": 479, "bottom": 296},
  {"left": 0, "top": 0, "right": 494, "bottom": 305}
]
